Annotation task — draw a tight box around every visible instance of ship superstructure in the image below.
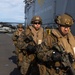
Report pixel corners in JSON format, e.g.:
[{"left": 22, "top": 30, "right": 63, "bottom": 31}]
[{"left": 24, "top": 0, "right": 75, "bottom": 35}]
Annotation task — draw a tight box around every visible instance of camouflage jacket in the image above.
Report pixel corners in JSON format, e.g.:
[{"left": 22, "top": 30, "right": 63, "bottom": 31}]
[
  {"left": 16, "top": 25, "right": 47, "bottom": 54},
  {"left": 37, "top": 28, "right": 75, "bottom": 61},
  {"left": 12, "top": 29, "right": 24, "bottom": 47}
]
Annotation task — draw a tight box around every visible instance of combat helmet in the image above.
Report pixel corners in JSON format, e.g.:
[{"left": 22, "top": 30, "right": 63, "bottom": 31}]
[
  {"left": 31, "top": 16, "right": 42, "bottom": 24},
  {"left": 17, "top": 24, "right": 23, "bottom": 28},
  {"left": 55, "top": 14, "right": 74, "bottom": 26}
]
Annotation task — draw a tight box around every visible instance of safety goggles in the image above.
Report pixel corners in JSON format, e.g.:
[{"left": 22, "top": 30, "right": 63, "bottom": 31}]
[
  {"left": 60, "top": 24, "right": 71, "bottom": 27},
  {"left": 33, "top": 21, "right": 41, "bottom": 24}
]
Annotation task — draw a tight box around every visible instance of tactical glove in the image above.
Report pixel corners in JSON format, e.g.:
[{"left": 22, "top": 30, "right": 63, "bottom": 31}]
[
  {"left": 51, "top": 51, "right": 62, "bottom": 61},
  {"left": 15, "top": 35, "right": 19, "bottom": 39},
  {"left": 26, "top": 44, "right": 36, "bottom": 54},
  {"left": 25, "top": 36, "right": 33, "bottom": 43}
]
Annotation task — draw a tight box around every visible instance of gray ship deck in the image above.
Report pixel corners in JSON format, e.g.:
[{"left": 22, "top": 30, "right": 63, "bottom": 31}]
[{"left": 0, "top": 33, "right": 21, "bottom": 75}]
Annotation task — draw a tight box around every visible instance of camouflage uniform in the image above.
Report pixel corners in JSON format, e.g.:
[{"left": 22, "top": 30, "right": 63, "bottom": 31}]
[
  {"left": 17, "top": 16, "right": 47, "bottom": 75},
  {"left": 37, "top": 14, "right": 75, "bottom": 75},
  {"left": 12, "top": 24, "right": 24, "bottom": 67}
]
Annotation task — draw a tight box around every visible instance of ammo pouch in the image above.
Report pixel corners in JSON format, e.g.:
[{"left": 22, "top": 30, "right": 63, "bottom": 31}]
[
  {"left": 18, "top": 53, "right": 24, "bottom": 62},
  {"left": 25, "top": 54, "right": 36, "bottom": 63}
]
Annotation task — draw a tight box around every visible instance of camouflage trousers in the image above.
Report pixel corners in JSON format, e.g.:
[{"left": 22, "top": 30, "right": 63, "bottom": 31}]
[
  {"left": 17, "top": 52, "right": 24, "bottom": 67},
  {"left": 38, "top": 64, "right": 48, "bottom": 75},
  {"left": 15, "top": 48, "right": 20, "bottom": 56},
  {"left": 47, "top": 68, "right": 66, "bottom": 75},
  {"left": 20, "top": 54, "right": 39, "bottom": 75},
  {"left": 15, "top": 48, "right": 24, "bottom": 67},
  {"left": 37, "top": 64, "right": 65, "bottom": 75},
  {"left": 72, "top": 61, "right": 75, "bottom": 69},
  {"left": 37, "top": 61, "right": 66, "bottom": 75}
]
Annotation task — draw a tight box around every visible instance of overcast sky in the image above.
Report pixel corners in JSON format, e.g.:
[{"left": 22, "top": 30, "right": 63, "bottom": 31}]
[{"left": 0, "top": 0, "right": 25, "bottom": 23}]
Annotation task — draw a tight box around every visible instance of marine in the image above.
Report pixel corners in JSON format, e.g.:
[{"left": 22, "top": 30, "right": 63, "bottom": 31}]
[
  {"left": 37, "top": 13, "right": 75, "bottom": 75},
  {"left": 17, "top": 16, "right": 47, "bottom": 75},
  {"left": 12, "top": 24, "right": 24, "bottom": 69}
]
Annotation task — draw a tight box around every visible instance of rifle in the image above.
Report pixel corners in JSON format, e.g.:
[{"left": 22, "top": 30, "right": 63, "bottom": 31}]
[
  {"left": 62, "top": 52, "right": 75, "bottom": 75},
  {"left": 24, "top": 36, "right": 36, "bottom": 45},
  {"left": 24, "top": 36, "right": 38, "bottom": 54},
  {"left": 52, "top": 44, "right": 75, "bottom": 75}
]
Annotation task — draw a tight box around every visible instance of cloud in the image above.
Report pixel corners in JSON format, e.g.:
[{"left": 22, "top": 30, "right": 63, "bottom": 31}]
[{"left": 0, "top": 0, "right": 25, "bottom": 23}]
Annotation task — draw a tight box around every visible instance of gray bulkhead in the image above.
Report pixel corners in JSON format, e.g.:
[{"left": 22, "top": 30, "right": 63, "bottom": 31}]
[{"left": 25, "top": 0, "right": 75, "bottom": 35}]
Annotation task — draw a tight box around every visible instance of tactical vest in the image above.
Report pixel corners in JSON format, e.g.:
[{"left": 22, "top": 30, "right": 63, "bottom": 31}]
[
  {"left": 25, "top": 25, "right": 44, "bottom": 45},
  {"left": 51, "top": 29, "right": 75, "bottom": 57}
]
